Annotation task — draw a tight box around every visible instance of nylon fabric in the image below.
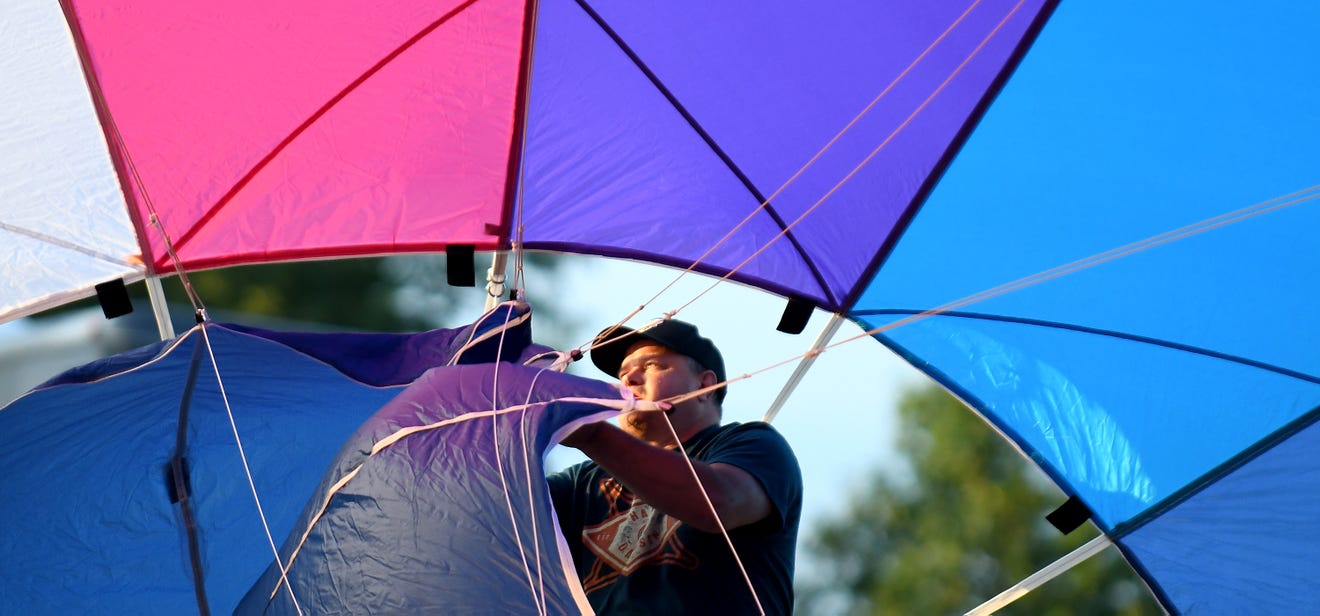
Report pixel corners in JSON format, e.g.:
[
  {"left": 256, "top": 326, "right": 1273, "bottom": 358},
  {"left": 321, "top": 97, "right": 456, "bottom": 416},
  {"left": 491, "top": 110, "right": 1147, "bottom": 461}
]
[
  {"left": 864, "top": 312, "right": 1320, "bottom": 530},
  {"left": 0, "top": 304, "right": 569, "bottom": 614},
  {"left": 1120, "top": 414, "right": 1320, "bottom": 614},
  {"left": 519, "top": 0, "right": 1052, "bottom": 310},
  {"left": 0, "top": 0, "right": 143, "bottom": 323},
  {"left": 236, "top": 363, "right": 618, "bottom": 615}
]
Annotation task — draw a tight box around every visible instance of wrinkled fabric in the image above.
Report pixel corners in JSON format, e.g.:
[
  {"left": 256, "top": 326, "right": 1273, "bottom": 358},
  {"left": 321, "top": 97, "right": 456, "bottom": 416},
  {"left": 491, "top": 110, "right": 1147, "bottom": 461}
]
[
  {"left": 236, "top": 363, "right": 617, "bottom": 615},
  {"left": 0, "top": 303, "right": 610, "bottom": 614}
]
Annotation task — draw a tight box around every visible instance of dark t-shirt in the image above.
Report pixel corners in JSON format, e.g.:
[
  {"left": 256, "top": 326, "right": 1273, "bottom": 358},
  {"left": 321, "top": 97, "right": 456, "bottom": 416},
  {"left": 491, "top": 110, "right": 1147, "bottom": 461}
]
[{"left": 547, "top": 422, "right": 803, "bottom": 615}]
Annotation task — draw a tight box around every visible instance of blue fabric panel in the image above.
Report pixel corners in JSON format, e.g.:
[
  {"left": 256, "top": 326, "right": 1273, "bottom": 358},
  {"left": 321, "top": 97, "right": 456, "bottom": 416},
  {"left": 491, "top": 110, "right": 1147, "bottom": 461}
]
[
  {"left": 857, "top": 312, "right": 1320, "bottom": 530},
  {"left": 519, "top": 0, "right": 1053, "bottom": 310},
  {"left": 859, "top": 1, "right": 1320, "bottom": 379},
  {"left": 236, "top": 363, "right": 618, "bottom": 615},
  {"left": 0, "top": 325, "right": 409, "bottom": 614},
  {"left": 1120, "top": 414, "right": 1320, "bottom": 614},
  {"left": 852, "top": 4, "right": 1320, "bottom": 607}
]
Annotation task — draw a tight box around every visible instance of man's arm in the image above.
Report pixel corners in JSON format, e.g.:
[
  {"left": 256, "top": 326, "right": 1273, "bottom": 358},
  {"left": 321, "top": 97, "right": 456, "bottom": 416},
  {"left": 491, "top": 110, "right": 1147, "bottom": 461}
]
[{"left": 562, "top": 422, "right": 771, "bottom": 533}]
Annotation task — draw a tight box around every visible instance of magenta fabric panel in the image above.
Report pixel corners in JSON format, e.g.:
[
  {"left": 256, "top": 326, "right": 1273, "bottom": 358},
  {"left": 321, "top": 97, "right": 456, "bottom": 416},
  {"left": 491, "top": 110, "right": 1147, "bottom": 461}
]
[{"left": 67, "top": 0, "right": 525, "bottom": 270}]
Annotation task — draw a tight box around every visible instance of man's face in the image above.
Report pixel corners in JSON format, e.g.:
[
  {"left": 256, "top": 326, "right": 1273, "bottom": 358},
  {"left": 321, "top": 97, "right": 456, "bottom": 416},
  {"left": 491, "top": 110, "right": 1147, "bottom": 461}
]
[
  {"left": 615, "top": 340, "right": 710, "bottom": 441},
  {"left": 617, "top": 340, "right": 704, "bottom": 403}
]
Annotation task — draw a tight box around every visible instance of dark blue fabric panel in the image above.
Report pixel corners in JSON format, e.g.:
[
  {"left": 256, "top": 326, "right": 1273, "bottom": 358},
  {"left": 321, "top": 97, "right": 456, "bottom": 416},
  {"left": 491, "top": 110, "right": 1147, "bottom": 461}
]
[
  {"left": 0, "top": 325, "right": 407, "bottom": 614},
  {"left": 222, "top": 302, "right": 535, "bottom": 386},
  {"left": 1120, "top": 413, "right": 1320, "bottom": 614},
  {"left": 31, "top": 337, "right": 171, "bottom": 389},
  {"left": 236, "top": 363, "right": 618, "bottom": 615}
]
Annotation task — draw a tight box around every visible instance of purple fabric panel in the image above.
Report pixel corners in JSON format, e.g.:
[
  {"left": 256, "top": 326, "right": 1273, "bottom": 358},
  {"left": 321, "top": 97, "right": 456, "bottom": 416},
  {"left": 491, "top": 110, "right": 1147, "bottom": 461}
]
[
  {"left": 236, "top": 363, "right": 620, "bottom": 614},
  {"left": 519, "top": 0, "right": 817, "bottom": 300},
  {"left": 519, "top": 0, "right": 1053, "bottom": 310}
]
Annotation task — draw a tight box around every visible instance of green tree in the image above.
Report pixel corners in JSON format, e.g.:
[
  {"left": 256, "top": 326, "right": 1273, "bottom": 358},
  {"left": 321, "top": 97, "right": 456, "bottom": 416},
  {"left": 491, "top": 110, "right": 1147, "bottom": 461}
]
[
  {"left": 50, "top": 253, "right": 575, "bottom": 339},
  {"left": 798, "top": 385, "right": 1163, "bottom": 616}
]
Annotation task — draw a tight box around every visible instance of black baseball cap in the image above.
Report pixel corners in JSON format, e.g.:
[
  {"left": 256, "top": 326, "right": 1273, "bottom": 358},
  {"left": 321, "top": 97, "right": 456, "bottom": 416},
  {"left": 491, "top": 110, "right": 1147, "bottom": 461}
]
[{"left": 590, "top": 319, "right": 727, "bottom": 403}]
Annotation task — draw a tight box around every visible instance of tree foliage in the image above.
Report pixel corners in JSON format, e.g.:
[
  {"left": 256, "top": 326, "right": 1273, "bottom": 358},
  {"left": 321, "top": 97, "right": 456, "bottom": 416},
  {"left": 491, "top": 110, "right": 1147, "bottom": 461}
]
[
  {"left": 798, "top": 385, "right": 1163, "bottom": 616},
  {"left": 49, "top": 253, "right": 572, "bottom": 337}
]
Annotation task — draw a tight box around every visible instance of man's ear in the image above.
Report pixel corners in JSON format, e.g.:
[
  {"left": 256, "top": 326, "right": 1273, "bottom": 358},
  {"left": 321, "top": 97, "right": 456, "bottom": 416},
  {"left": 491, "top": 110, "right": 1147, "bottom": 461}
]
[{"left": 700, "top": 370, "right": 719, "bottom": 389}]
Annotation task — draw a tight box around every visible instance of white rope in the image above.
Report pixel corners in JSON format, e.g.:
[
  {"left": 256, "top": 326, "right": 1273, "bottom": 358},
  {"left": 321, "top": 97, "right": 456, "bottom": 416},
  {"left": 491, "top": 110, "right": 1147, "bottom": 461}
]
[
  {"left": 446, "top": 301, "right": 532, "bottom": 366},
  {"left": 199, "top": 324, "right": 304, "bottom": 616},
  {"left": 577, "top": 0, "right": 992, "bottom": 339},
  {"left": 519, "top": 369, "right": 557, "bottom": 616},
  {"left": 485, "top": 308, "right": 548, "bottom": 615},
  {"left": 658, "top": 414, "right": 766, "bottom": 616},
  {"left": 271, "top": 397, "right": 647, "bottom": 591}
]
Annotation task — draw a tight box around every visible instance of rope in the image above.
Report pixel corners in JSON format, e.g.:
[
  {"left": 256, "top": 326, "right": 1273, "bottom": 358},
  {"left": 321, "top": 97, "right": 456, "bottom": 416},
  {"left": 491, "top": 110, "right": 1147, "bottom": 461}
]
[
  {"left": 657, "top": 413, "right": 765, "bottom": 616},
  {"left": 84, "top": 69, "right": 207, "bottom": 316},
  {"left": 509, "top": 0, "right": 545, "bottom": 299},
  {"left": 519, "top": 369, "right": 557, "bottom": 616},
  {"left": 576, "top": 0, "right": 995, "bottom": 341},
  {"left": 670, "top": 0, "right": 1030, "bottom": 317},
  {"left": 200, "top": 324, "right": 304, "bottom": 616},
  {"left": 653, "top": 185, "right": 1320, "bottom": 411},
  {"left": 485, "top": 306, "right": 549, "bottom": 615},
  {"left": 269, "top": 396, "right": 651, "bottom": 598}
]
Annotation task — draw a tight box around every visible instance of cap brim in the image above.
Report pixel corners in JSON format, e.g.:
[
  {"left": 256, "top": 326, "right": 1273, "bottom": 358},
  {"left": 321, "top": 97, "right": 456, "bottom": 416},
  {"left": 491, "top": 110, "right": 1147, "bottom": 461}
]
[{"left": 589, "top": 325, "right": 639, "bottom": 378}]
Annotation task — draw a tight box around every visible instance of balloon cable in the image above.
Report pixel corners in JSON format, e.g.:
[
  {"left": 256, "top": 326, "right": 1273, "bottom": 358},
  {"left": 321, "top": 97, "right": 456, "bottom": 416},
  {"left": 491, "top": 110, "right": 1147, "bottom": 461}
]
[
  {"left": 199, "top": 324, "right": 305, "bottom": 616},
  {"left": 658, "top": 412, "right": 766, "bottom": 616},
  {"left": 669, "top": 0, "right": 1029, "bottom": 319},
  {"left": 652, "top": 182, "right": 1320, "bottom": 418},
  {"left": 510, "top": 0, "right": 544, "bottom": 298},
  {"left": 486, "top": 305, "right": 550, "bottom": 615},
  {"left": 593, "top": 0, "right": 992, "bottom": 334}
]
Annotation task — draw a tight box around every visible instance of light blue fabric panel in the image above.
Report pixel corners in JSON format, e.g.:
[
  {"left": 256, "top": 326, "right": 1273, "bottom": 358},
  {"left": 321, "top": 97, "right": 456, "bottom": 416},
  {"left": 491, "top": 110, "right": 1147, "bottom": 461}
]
[{"left": 858, "top": 312, "right": 1320, "bottom": 531}]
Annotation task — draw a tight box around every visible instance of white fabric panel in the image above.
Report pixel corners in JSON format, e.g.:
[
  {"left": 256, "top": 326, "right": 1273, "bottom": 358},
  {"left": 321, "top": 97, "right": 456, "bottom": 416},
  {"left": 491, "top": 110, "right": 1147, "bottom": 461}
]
[{"left": 0, "top": 0, "right": 143, "bottom": 324}]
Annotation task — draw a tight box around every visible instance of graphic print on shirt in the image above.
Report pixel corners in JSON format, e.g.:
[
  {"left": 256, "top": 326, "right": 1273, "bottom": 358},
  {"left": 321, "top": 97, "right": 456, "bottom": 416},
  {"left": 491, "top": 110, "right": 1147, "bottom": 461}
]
[{"left": 580, "top": 477, "right": 699, "bottom": 592}]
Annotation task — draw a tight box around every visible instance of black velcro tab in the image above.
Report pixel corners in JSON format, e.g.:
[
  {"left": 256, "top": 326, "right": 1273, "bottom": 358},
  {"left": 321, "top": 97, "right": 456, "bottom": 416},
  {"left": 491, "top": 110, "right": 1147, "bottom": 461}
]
[
  {"left": 776, "top": 296, "right": 814, "bottom": 334},
  {"left": 1046, "top": 495, "right": 1093, "bottom": 535},
  {"left": 446, "top": 245, "right": 476, "bottom": 287},
  {"left": 164, "top": 457, "right": 192, "bottom": 504},
  {"left": 94, "top": 278, "right": 133, "bottom": 319}
]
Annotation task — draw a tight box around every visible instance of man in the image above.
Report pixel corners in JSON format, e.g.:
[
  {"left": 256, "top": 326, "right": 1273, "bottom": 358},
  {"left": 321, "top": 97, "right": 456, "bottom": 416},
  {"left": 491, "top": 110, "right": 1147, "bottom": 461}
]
[{"left": 548, "top": 319, "right": 803, "bottom": 614}]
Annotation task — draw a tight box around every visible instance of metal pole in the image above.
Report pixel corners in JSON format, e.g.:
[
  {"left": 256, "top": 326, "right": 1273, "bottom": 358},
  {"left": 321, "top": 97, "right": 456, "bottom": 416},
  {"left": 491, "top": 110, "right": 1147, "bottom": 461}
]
[
  {"left": 965, "top": 535, "right": 1113, "bottom": 615},
  {"left": 485, "top": 251, "right": 509, "bottom": 311},
  {"left": 144, "top": 274, "right": 175, "bottom": 340},
  {"left": 762, "top": 313, "right": 843, "bottom": 423}
]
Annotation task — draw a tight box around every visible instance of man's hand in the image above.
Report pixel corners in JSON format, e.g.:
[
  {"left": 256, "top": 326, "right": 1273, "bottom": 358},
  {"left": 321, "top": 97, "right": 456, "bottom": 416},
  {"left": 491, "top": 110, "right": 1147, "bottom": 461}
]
[{"left": 556, "top": 421, "right": 772, "bottom": 533}]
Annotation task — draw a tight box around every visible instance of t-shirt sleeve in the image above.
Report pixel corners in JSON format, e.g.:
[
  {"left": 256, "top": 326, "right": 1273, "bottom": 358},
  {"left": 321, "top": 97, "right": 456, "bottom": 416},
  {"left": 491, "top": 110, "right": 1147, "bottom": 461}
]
[{"left": 705, "top": 423, "right": 803, "bottom": 533}]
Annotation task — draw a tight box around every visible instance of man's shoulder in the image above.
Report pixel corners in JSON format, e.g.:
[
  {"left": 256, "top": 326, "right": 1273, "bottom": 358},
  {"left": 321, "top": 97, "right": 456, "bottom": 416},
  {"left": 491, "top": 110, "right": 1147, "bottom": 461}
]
[
  {"left": 695, "top": 421, "right": 801, "bottom": 480},
  {"left": 704, "top": 421, "right": 795, "bottom": 451},
  {"left": 546, "top": 458, "right": 603, "bottom": 492}
]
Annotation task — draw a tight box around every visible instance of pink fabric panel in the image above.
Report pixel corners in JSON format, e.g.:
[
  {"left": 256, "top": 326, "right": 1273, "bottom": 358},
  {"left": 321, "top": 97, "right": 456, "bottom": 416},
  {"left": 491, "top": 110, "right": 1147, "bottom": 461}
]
[{"left": 69, "top": 0, "right": 525, "bottom": 270}]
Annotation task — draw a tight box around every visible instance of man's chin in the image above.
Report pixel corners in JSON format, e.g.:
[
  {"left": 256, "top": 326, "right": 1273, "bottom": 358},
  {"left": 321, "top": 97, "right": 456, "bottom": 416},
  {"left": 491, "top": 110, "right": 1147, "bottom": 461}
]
[{"left": 621, "top": 409, "right": 665, "bottom": 434}]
